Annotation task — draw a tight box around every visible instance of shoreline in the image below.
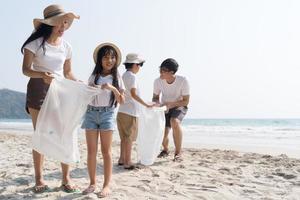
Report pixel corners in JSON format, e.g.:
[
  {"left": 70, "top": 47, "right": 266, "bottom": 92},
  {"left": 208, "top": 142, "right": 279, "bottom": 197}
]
[
  {"left": 1, "top": 131, "right": 300, "bottom": 199},
  {"left": 2, "top": 129, "right": 300, "bottom": 160}
]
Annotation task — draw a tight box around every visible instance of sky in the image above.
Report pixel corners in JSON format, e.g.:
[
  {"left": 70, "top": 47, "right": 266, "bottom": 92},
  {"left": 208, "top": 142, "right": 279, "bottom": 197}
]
[{"left": 1, "top": 0, "right": 300, "bottom": 119}]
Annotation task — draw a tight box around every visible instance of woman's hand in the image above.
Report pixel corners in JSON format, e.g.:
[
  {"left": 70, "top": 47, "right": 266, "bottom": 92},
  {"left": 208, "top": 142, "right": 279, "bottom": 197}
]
[{"left": 42, "top": 72, "right": 54, "bottom": 84}]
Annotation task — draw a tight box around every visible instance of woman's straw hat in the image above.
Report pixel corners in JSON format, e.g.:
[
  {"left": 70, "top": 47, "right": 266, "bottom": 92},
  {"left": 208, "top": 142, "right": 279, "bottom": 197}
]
[
  {"left": 33, "top": 4, "right": 79, "bottom": 29},
  {"left": 93, "top": 43, "right": 122, "bottom": 67}
]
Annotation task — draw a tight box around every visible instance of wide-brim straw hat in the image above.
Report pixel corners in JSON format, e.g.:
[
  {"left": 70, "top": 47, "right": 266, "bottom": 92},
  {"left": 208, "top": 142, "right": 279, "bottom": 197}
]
[
  {"left": 33, "top": 4, "right": 79, "bottom": 30},
  {"left": 93, "top": 43, "right": 122, "bottom": 67}
]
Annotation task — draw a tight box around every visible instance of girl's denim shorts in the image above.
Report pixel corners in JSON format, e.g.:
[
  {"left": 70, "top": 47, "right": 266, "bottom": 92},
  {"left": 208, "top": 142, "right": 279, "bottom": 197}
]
[{"left": 81, "top": 105, "right": 115, "bottom": 131}]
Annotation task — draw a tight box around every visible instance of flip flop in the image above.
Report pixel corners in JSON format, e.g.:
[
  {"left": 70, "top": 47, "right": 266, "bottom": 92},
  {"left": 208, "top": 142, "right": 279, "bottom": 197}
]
[
  {"left": 118, "top": 162, "right": 124, "bottom": 166},
  {"left": 124, "top": 165, "right": 136, "bottom": 170},
  {"left": 157, "top": 150, "right": 169, "bottom": 158},
  {"left": 33, "top": 185, "right": 50, "bottom": 193},
  {"left": 82, "top": 185, "right": 96, "bottom": 195},
  {"left": 60, "top": 184, "right": 80, "bottom": 193}
]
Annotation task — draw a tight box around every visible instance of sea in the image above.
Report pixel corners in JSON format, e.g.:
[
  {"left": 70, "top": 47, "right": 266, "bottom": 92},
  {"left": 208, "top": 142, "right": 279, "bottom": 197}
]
[{"left": 1, "top": 118, "right": 300, "bottom": 158}]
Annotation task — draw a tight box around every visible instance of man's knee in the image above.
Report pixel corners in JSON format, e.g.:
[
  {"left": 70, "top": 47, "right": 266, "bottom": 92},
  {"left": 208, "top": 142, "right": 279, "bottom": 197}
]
[{"left": 170, "top": 118, "right": 181, "bottom": 129}]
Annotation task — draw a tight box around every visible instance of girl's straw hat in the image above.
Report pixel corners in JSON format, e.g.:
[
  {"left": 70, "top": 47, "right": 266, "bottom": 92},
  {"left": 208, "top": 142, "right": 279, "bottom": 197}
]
[
  {"left": 93, "top": 43, "right": 122, "bottom": 67},
  {"left": 33, "top": 5, "right": 79, "bottom": 29}
]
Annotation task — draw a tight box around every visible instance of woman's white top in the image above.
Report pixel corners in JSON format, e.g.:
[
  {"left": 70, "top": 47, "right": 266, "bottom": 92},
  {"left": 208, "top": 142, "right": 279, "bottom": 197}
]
[{"left": 24, "top": 37, "right": 72, "bottom": 77}]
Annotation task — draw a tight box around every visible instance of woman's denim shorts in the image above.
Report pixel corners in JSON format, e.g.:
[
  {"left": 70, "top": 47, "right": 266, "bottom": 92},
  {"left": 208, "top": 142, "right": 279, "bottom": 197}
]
[{"left": 81, "top": 105, "right": 115, "bottom": 131}]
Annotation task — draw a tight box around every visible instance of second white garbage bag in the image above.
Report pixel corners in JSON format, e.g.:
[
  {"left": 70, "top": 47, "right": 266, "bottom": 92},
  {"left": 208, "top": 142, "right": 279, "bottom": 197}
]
[
  {"left": 32, "top": 78, "right": 99, "bottom": 164},
  {"left": 137, "top": 106, "right": 166, "bottom": 165}
]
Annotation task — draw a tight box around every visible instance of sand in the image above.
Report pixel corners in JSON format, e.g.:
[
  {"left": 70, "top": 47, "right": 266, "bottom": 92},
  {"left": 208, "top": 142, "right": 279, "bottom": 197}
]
[{"left": 0, "top": 132, "right": 300, "bottom": 200}]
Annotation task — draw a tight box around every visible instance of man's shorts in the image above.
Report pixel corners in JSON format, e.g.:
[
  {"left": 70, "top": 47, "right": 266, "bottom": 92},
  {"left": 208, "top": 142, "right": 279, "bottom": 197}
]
[
  {"left": 117, "top": 112, "right": 138, "bottom": 142},
  {"left": 165, "top": 106, "right": 188, "bottom": 128}
]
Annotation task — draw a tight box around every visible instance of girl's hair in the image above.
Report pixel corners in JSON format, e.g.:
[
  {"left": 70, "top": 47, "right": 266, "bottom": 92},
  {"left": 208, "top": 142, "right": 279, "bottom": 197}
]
[
  {"left": 21, "top": 23, "right": 53, "bottom": 54},
  {"left": 92, "top": 45, "right": 120, "bottom": 107}
]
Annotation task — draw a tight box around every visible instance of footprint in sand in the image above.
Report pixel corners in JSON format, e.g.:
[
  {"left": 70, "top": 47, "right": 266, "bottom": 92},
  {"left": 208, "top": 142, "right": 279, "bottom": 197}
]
[
  {"left": 169, "top": 173, "right": 181, "bottom": 181},
  {"left": 274, "top": 172, "right": 297, "bottom": 180},
  {"left": 16, "top": 163, "right": 31, "bottom": 168}
]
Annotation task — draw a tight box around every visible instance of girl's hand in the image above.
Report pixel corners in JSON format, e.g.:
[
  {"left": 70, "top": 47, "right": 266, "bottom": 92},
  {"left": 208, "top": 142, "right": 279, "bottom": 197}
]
[
  {"left": 42, "top": 72, "right": 54, "bottom": 84},
  {"left": 101, "top": 83, "right": 114, "bottom": 91}
]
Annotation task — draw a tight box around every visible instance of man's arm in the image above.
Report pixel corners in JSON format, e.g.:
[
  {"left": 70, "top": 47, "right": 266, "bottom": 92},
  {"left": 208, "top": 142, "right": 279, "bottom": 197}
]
[
  {"left": 152, "top": 93, "right": 160, "bottom": 104},
  {"left": 165, "top": 95, "right": 190, "bottom": 109}
]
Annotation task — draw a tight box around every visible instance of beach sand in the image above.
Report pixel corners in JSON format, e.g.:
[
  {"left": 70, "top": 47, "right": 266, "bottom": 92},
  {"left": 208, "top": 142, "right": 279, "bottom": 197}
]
[{"left": 0, "top": 132, "right": 300, "bottom": 200}]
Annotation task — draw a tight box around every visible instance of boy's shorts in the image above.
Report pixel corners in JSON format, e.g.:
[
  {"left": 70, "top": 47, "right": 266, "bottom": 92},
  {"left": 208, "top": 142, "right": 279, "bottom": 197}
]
[{"left": 117, "top": 112, "right": 138, "bottom": 142}]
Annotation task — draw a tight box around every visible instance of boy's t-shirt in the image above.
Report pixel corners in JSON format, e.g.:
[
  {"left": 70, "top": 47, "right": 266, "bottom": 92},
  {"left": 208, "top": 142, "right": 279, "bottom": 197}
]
[{"left": 118, "top": 70, "right": 140, "bottom": 117}]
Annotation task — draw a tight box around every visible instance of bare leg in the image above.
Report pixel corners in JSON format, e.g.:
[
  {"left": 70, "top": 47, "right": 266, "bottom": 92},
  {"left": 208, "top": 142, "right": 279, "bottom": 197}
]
[
  {"left": 118, "top": 139, "right": 125, "bottom": 165},
  {"left": 28, "top": 108, "right": 45, "bottom": 187},
  {"left": 98, "top": 130, "right": 112, "bottom": 197},
  {"left": 170, "top": 118, "right": 183, "bottom": 155},
  {"left": 85, "top": 130, "right": 99, "bottom": 186},
  {"left": 124, "top": 139, "right": 133, "bottom": 167},
  {"left": 162, "top": 127, "right": 171, "bottom": 152},
  {"left": 61, "top": 163, "right": 71, "bottom": 184}
]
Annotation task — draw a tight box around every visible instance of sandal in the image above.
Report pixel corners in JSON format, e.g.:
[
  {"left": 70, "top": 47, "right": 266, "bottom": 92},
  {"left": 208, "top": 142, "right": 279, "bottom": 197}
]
[
  {"left": 33, "top": 184, "right": 50, "bottom": 193},
  {"left": 97, "top": 187, "right": 111, "bottom": 198},
  {"left": 157, "top": 150, "right": 169, "bottom": 158},
  {"left": 82, "top": 185, "right": 96, "bottom": 195},
  {"left": 60, "top": 183, "right": 80, "bottom": 193},
  {"left": 124, "top": 165, "right": 136, "bottom": 170}
]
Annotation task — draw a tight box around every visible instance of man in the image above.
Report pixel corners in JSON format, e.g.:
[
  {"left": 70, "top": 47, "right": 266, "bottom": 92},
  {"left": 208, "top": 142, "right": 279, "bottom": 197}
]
[
  {"left": 117, "top": 53, "right": 153, "bottom": 169},
  {"left": 152, "top": 58, "right": 190, "bottom": 161}
]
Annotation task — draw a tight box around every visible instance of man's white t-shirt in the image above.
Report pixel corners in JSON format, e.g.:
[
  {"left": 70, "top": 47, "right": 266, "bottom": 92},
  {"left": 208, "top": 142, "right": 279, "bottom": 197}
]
[
  {"left": 118, "top": 70, "right": 140, "bottom": 117},
  {"left": 24, "top": 37, "right": 72, "bottom": 77},
  {"left": 153, "top": 75, "right": 190, "bottom": 104},
  {"left": 88, "top": 74, "right": 124, "bottom": 107}
]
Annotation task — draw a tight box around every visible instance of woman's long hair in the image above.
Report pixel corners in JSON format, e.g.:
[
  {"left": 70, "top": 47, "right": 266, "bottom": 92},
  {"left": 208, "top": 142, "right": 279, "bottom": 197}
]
[
  {"left": 21, "top": 23, "right": 53, "bottom": 54},
  {"left": 92, "top": 46, "right": 120, "bottom": 107}
]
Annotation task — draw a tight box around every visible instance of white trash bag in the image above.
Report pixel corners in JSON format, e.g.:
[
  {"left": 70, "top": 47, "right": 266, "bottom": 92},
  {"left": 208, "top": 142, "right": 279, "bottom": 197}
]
[
  {"left": 32, "top": 78, "right": 99, "bottom": 164},
  {"left": 137, "top": 106, "right": 166, "bottom": 165}
]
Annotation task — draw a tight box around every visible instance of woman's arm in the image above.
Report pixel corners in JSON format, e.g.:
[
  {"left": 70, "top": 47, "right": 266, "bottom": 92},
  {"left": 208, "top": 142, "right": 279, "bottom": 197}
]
[
  {"left": 63, "top": 59, "right": 77, "bottom": 81},
  {"left": 22, "top": 49, "right": 53, "bottom": 84}
]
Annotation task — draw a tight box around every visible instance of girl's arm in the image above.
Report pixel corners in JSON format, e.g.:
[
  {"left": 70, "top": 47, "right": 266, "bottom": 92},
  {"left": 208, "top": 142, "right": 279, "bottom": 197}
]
[
  {"left": 101, "top": 83, "right": 125, "bottom": 104},
  {"left": 22, "top": 49, "right": 54, "bottom": 84}
]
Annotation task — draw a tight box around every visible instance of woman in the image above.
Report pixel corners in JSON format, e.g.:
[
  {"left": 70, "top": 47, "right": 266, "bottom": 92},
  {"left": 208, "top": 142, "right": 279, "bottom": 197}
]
[
  {"left": 21, "top": 4, "right": 80, "bottom": 193},
  {"left": 81, "top": 43, "right": 124, "bottom": 198}
]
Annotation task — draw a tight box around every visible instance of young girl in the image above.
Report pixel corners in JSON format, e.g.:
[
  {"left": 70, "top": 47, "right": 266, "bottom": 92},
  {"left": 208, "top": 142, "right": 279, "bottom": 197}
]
[
  {"left": 21, "top": 5, "right": 80, "bottom": 193},
  {"left": 81, "top": 43, "right": 124, "bottom": 198}
]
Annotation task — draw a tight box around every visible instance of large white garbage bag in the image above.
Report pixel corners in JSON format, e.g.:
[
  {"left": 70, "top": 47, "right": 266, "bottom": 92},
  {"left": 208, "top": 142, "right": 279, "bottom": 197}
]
[
  {"left": 32, "top": 78, "right": 99, "bottom": 164},
  {"left": 137, "top": 106, "right": 166, "bottom": 165}
]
